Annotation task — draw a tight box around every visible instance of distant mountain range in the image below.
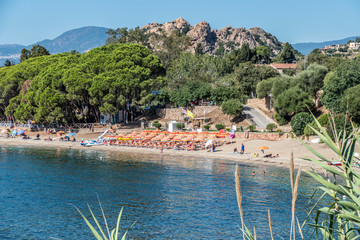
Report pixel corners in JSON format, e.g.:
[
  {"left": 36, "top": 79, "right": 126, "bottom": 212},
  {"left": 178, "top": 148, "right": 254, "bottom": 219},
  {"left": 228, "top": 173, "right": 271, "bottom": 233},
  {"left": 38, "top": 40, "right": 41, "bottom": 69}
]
[
  {"left": 0, "top": 18, "right": 284, "bottom": 66},
  {"left": 0, "top": 26, "right": 109, "bottom": 65},
  {"left": 1, "top": 19, "right": 358, "bottom": 66},
  {"left": 292, "top": 36, "right": 360, "bottom": 55}
]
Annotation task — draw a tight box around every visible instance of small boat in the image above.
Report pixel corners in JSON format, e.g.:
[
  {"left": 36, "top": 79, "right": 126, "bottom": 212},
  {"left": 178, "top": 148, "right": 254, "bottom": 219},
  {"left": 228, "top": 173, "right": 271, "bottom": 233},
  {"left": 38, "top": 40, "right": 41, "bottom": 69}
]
[
  {"left": 82, "top": 140, "right": 104, "bottom": 147},
  {"left": 327, "top": 162, "right": 341, "bottom": 166}
]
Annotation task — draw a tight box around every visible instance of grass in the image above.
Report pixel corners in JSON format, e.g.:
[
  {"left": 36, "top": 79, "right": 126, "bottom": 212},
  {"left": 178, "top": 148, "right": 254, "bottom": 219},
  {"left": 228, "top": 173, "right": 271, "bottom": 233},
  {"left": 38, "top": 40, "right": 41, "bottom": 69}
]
[{"left": 73, "top": 196, "right": 136, "bottom": 240}]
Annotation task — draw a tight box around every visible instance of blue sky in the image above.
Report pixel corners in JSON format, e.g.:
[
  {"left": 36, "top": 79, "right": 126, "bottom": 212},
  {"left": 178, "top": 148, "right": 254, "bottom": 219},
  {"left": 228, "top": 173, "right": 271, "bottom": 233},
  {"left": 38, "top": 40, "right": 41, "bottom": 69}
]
[{"left": 0, "top": 0, "right": 359, "bottom": 45}]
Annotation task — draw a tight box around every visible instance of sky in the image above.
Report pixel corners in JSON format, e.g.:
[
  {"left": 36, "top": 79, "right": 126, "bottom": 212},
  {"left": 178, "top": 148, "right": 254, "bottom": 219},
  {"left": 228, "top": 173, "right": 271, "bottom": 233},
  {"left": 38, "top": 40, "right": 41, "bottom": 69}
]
[{"left": 0, "top": 0, "right": 359, "bottom": 45}]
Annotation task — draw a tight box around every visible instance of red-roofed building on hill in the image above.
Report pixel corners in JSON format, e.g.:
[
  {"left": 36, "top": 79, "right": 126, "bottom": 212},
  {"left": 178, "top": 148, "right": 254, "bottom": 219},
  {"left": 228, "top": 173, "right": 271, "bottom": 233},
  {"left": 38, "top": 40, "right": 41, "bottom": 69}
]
[{"left": 269, "top": 63, "right": 297, "bottom": 74}]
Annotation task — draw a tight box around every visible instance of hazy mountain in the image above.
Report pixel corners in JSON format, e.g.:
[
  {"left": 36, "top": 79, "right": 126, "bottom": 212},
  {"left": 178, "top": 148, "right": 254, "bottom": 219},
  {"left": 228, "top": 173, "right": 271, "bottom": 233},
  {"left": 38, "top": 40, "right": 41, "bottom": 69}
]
[
  {"left": 33, "top": 26, "right": 109, "bottom": 53},
  {"left": 0, "top": 26, "right": 109, "bottom": 65},
  {"left": 293, "top": 36, "right": 360, "bottom": 55}
]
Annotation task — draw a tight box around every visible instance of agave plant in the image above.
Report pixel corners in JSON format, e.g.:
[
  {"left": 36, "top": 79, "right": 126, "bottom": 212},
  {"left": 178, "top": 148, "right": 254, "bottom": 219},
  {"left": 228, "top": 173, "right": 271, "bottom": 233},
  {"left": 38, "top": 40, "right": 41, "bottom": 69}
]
[
  {"left": 73, "top": 197, "right": 135, "bottom": 240},
  {"left": 300, "top": 113, "right": 360, "bottom": 239}
]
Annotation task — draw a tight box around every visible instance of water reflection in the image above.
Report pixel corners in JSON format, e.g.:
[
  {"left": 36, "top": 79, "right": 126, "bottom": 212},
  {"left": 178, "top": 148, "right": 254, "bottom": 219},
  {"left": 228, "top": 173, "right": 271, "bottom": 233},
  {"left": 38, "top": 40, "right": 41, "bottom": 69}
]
[{"left": 0, "top": 146, "right": 319, "bottom": 239}]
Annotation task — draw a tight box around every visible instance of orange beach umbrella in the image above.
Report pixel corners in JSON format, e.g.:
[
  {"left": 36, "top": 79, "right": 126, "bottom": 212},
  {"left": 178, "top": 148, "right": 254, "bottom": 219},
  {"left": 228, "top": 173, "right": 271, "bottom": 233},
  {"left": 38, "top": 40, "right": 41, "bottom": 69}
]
[{"left": 257, "top": 146, "right": 269, "bottom": 150}]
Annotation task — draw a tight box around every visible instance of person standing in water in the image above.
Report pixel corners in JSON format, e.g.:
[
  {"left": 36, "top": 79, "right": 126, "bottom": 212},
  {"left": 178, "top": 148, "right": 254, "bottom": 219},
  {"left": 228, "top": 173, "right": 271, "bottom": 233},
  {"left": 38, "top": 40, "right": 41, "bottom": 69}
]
[{"left": 251, "top": 170, "right": 255, "bottom": 176}]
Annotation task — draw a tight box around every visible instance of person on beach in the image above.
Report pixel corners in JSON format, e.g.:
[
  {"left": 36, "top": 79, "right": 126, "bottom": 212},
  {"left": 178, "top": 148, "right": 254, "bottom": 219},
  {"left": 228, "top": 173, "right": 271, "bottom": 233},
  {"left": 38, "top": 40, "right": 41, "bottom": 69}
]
[
  {"left": 212, "top": 144, "right": 216, "bottom": 152},
  {"left": 160, "top": 146, "right": 163, "bottom": 154},
  {"left": 240, "top": 144, "right": 244, "bottom": 154},
  {"left": 233, "top": 147, "right": 238, "bottom": 154}
]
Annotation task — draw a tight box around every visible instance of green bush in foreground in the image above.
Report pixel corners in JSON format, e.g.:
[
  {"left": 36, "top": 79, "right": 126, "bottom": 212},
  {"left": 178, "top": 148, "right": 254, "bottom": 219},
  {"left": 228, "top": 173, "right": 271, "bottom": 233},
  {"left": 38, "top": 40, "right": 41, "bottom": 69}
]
[
  {"left": 274, "top": 113, "right": 288, "bottom": 125},
  {"left": 266, "top": 123, "right": 277, "bottom": 132},
  {"left": 152, "top": 120, "right": 162, "bottom": 129},
  {"left": 291, "top": 112, "right": 312, "bottom": 136},
  {"left": 204, "top": 125, "right": 210, "bottom": 130},
  {"left": 215, "top": 124, "right": 225, "bottom": 130},
  {"left": 221, "top": 99, "right": 243, "bottom": 116},
  {"left": 176, "top": 123, "right": 185, "bottom": 130},
  {"left": 246, "top": 125, "right": 256, "bottom": 132}
]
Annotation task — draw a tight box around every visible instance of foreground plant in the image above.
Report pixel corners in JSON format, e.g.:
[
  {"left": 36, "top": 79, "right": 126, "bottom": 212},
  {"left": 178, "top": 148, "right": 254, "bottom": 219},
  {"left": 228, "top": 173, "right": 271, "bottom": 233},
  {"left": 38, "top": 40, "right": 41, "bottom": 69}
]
[
  {"left": 300, "top": 114, "right": 360, "bottom": 239},
  {"left": 73, "top": 197, "right": 135, "bottom": 240},
  {"left": 235, "top": 158, "right": 303, "bottom": 239}
]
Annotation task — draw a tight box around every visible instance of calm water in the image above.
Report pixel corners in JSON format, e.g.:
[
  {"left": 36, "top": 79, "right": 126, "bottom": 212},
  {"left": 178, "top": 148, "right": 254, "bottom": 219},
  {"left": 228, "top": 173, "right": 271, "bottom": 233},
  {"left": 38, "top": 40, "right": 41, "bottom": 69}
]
[{"left": 0, "top": 146, "right": 319, "bottom": 239}]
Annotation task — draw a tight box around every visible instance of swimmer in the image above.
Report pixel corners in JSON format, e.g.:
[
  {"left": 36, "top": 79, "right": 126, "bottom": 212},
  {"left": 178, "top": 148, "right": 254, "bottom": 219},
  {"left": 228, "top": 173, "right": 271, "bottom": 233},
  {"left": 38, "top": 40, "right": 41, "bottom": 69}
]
[
  {"left": 263, "top": 170, "right": 266, "bottom": 175},
  {"left": 251, "top": 170, "right": 255, "bottom": 176}
]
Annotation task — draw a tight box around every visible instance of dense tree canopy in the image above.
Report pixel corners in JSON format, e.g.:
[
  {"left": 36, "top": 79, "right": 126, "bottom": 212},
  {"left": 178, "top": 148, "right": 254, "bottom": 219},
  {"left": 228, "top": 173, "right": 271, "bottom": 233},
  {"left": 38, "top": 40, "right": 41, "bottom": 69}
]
[
  {"left": 294, "top": 63, "right": 328, "bottom": 100},
  {"left": 233, "top": 63, "right": 279, "bottom": 96},
  {"left": 105, "top": 27, "right": 150, "bottom": 47},
  {"left": 274, "top": 86, "right": 314, "bottom": 117},
  {"left": 341, "top": 84, "right": 360, "bottom": 123},
  {"left": 322, "top": 59, "right": 360, "bottom": 113},
  {"left": 221, "top": 99, "right": 244, "bottom": 116},
  {"left": 0, "top": 44, "right": 165, "bottom": 123}
]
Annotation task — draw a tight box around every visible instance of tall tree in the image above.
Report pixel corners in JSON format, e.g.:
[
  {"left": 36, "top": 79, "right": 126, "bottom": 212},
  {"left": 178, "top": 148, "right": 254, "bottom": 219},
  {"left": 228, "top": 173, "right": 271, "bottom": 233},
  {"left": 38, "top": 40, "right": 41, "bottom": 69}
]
[
  {"left": 4, "top": 59, "right": 14, "bottom": 67},
  {"left": 238, "top": 42, "right": 251, "bottom": 62},
  {"left": 274, "top": 86, "right": 314, "bottom": 118},
  {"left": 295, "top": 63, "right": 328, "bottom": 101},
  {"left": 195, "top": 43, "right": 204, "bottom": 55},
  {"left": 105, "top": 27, "right": 150, "bottom": 47},
  {"left": 152, "top": 30, "right": 191, "bottom": 69},
  {"left": 276, "top": 42, "right": 296, "bottom": 63},
  {"left": 233, "top": 63, "right": 279, "bottom": 96},
  {"left": 20, "top": 45, "right": 50, "bottom": 62}
]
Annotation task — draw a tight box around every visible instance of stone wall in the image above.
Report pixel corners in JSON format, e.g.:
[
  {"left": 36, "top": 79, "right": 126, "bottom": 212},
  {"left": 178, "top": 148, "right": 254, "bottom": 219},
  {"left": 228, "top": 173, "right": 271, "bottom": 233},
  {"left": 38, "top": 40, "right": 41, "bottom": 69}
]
[
  {"left": 236, "top": 132, "right": 286, "bottom": 141},
  {"left": 156, "top": 106, "right": 218, "bottom": 122}
]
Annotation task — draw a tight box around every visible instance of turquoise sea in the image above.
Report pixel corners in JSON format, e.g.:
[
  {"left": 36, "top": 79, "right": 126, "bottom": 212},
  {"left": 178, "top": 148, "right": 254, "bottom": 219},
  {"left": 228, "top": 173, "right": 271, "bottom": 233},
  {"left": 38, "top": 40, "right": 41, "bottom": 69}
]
[{"left": 0, "top": 146, "right": 319, "bottom": 239}]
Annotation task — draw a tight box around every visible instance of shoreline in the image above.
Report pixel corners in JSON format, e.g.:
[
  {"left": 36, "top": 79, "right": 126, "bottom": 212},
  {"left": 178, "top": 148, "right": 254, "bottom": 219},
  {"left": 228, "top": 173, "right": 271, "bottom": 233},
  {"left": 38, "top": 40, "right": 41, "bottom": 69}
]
[{"left": 0, "top": 136, "right": 330, "bottom": 171}]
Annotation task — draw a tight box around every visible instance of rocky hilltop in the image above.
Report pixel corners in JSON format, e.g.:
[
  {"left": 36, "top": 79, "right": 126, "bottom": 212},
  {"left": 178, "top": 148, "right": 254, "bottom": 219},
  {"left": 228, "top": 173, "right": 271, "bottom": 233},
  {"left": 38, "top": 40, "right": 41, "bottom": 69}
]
[{"left": 142, "top": 18, "right": 283, "bottom": 55}]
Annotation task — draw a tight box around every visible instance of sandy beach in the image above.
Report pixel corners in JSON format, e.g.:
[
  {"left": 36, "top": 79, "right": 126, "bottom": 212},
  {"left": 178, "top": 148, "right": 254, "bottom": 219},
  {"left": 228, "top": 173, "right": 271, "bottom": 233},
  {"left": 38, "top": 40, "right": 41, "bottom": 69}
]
[{"left": 0, "top": 130, "right": 343, "bottom": 172}]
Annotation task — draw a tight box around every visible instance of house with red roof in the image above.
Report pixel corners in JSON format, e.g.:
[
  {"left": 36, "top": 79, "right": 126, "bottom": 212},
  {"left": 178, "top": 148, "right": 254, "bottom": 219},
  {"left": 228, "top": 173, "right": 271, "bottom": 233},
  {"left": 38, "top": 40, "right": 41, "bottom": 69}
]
[{"left": 269, "top": 63, "right": 297, "bottom": 74}]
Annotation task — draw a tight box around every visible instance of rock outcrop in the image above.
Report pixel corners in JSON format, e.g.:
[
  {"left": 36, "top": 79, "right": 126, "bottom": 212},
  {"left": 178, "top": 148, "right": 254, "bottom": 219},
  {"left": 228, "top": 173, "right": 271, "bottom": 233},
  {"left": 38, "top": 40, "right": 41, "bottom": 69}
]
[{"left": 142, "top": 18, "right": 283, "bottom": 55}]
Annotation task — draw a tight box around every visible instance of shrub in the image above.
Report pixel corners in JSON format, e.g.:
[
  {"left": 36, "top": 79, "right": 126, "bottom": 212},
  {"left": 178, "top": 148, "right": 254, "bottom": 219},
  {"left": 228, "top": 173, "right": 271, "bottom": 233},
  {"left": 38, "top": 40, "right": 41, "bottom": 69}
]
[
  {"left": 238, "top": 126, "right": 244, "bottom": 132},
  {"left": 291, "top": 112, "right": 313, "bottom": 136},
  {"left": 275, "top": 113, "right": 289, "bottom": 125},
  {"left": 204, "top": 118, "right": 210, "bottom": 123},
  {"left": 221, "top": 99, "right": 243, "bottom": 116},
  {"left": 276, "top": 129, "right": 282, "bottom": 132},
  {"left": 176, "top": 123, "right": 185, "bottom": 130},
  {"left": 153, "top": 120, "right": 162, "bottom": 129},
  {"left": 215, "top": 124, "right": 225, "bottom": 130},
  {"left": 304, "top": 113, "right": 329, "bottom": 136},
  {"left": 326, "top": 114, "right": 353, "bottom": 140},
  {"left": 204, "top": 125, "right": 210, "bottom": 130},
  {"left": 266, "top": 123, "right": 277, "bottom": 132},
  {"left": 247, "top": 125, "right": 256, "bottom": 132},
  {"left": 183, "top": 117, "right": 189, "bottom": 122},
  {"left": 225, "top": 128, "right": 230, "bottom": 131}
]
